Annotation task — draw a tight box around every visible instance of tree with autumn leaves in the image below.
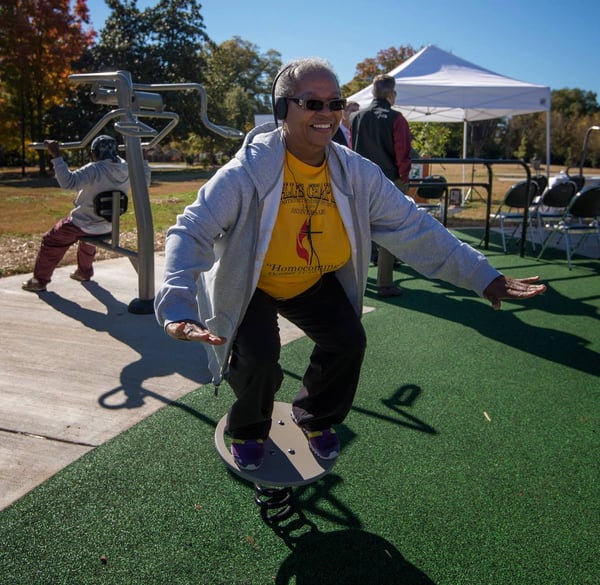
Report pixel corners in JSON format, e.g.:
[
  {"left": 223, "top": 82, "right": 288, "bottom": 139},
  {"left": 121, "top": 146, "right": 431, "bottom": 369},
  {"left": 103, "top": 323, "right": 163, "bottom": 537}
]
[
  {"left": 341, "top": 45, "right": 417, "bottom": 97},
  {"left": 0, "top": 0, "right": 95, "bottom": 174},
  {"left": 0, "top": 0, "right": 279, "bottom": 171}
]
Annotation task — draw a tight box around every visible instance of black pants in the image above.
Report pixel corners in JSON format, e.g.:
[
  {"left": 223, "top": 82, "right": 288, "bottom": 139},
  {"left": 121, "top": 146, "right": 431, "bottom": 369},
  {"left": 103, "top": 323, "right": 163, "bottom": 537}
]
[{"left": 226, "top": 273, "right": 367, "bottom": 440}]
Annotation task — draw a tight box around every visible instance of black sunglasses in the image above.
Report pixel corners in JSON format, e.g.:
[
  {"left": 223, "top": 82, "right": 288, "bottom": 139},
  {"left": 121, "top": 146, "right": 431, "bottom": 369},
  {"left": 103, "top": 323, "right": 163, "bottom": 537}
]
[{"left": 288, "top": 97, "right": 347, "bottom": 112}]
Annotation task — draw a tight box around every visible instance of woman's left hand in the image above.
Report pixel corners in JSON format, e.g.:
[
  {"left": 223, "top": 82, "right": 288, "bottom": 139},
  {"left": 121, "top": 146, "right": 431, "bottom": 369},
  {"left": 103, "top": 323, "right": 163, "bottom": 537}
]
[{"left": 483, "top": 275, "right": 547, "bottom": 310}]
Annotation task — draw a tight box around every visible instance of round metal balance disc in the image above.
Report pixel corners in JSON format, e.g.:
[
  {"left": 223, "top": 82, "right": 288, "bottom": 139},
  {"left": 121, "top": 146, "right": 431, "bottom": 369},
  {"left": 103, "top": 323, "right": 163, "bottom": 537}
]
[{"left": 214, "top": 401, "right": 336, "bottom": 487}]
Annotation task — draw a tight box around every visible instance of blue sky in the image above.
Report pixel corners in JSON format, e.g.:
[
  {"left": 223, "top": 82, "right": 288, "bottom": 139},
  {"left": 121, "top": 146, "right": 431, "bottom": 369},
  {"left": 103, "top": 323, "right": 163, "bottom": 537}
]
[{"left": 87, "top": 0, "right": 600, "bottom": 99}]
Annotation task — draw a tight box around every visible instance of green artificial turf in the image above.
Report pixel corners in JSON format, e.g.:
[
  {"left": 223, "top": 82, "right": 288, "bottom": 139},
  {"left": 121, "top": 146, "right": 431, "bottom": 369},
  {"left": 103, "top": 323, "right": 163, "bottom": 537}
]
[{"left": 1, "top": 231, "right": 598, "bottom": 584}]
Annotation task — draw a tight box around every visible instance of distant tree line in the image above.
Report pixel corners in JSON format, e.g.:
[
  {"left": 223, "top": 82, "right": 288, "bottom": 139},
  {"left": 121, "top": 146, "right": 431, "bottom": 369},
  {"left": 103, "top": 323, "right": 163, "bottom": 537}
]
[{"left": 1, "top": 2, "right": 598, "bottom": 174}]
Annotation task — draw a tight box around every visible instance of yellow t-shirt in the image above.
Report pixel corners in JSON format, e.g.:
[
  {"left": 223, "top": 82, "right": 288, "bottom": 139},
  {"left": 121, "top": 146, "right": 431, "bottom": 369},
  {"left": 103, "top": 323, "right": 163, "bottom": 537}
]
[{"left": 258, "top": 152, "right": 351, "bottom": 299}]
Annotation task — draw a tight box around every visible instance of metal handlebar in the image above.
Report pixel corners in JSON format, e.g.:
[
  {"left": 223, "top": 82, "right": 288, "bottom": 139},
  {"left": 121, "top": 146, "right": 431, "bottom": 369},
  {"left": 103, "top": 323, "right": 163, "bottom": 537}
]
[
  {"left": 29, "top": 71, "right": 244, "bottom": 151},
  {"left": 131, "top": 82, "right": 244, "bottom": 140}
]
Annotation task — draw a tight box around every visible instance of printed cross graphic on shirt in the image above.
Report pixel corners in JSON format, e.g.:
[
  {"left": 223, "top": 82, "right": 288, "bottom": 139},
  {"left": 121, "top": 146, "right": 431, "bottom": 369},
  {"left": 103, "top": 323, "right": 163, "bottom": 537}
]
[{"left": 296, "top": 217, "right": 323, "bottom": 265}]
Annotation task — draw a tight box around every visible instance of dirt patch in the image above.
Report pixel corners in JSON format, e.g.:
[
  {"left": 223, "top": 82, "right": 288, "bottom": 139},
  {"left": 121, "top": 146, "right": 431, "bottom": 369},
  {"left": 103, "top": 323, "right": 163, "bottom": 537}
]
[{"left": 0, "top": 231, "right": 167, "bottom": 278}]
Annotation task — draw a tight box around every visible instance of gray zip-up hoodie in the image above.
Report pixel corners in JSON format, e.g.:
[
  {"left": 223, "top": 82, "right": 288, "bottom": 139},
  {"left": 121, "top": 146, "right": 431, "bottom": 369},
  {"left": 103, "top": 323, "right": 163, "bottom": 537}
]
[
  {"left": 155, "top": 124, "right": 500, "bottom": 384},
  {"left": 52, "top": 156, "right": 132, "bottom": 235}
]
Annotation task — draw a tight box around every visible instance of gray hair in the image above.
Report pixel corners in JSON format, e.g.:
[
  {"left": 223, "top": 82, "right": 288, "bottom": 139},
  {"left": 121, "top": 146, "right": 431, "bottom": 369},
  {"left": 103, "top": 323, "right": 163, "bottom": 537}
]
[
  {"left": 273, "top": 57, "right": 340, "bottom": 98},
  {"left": 372, "top": 74, "right": 396, "bottom": 99}
]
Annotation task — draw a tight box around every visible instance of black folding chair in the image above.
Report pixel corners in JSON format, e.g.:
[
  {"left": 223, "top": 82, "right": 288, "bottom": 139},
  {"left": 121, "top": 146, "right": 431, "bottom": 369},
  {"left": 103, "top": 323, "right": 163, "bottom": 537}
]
[
  {"left": 415, "top": 175, "right": 448, "bottom": 223},
  {"left": 532, "top": 180, "right": 578, "bottom": 248},
  {"left": 536, "top": 185, "right": 600, "bottom": 269},
  {"left": 489, "top": 180, "right": 537, "bottom": 253}
]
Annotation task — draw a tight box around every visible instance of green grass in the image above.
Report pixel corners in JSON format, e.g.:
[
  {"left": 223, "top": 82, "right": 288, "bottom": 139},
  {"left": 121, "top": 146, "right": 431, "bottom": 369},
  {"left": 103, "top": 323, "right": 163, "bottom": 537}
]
[{"left": 0, "top": 232, "right": 598, "bottom": 584}]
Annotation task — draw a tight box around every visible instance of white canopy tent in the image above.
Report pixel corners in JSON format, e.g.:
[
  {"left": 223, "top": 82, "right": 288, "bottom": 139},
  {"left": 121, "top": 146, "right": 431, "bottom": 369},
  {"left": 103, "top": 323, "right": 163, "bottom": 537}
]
[{"left": 348, "top": 45, "right": 551, "bottom": 167}]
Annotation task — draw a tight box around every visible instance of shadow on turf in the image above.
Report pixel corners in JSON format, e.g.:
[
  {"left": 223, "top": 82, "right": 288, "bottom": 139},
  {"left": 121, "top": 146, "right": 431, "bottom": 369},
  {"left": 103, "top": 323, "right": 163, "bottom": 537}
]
[
  {"left": 279, "top": 369, "right": 436, "bottom": 434},
  {"left": 271, "top": 478, "right": 435, "bottom": 584},
  {"left": 275, "top": 525, "right": 436, "bottom": 584},
  {"left": 365, "top": 268, "right": 600, "bottom": 378},
  {"left": 227, "top": 472, "right": 437, "bottom": 584},
  {"left": 39, "top": 281, "right": 213, "bottom": 411},
  {"left": 353, "top": 384, "right": 437, "bottom": 434}
]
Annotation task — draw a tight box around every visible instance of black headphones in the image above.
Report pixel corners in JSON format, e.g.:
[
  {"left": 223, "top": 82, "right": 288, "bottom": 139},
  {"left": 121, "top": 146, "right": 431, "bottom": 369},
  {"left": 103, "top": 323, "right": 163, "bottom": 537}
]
[{"left": 271, "top": 64, "right": 294, "bottom": 125}]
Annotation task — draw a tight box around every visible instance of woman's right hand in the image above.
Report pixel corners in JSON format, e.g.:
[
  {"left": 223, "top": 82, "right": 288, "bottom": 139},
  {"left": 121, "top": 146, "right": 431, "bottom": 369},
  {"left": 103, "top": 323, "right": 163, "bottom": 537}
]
[{"left": 165, "top": 321, "right": 227, "bottom": 345}]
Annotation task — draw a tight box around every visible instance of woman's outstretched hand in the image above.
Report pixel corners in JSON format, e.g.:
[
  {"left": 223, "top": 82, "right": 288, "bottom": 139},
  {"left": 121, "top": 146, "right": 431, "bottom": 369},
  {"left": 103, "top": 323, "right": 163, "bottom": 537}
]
[
  {"left": 483, "top": 275, "right": 547, "bottom": 310},
  {"left": 166, "top": 321, "right": 227, "bottom": 345}
]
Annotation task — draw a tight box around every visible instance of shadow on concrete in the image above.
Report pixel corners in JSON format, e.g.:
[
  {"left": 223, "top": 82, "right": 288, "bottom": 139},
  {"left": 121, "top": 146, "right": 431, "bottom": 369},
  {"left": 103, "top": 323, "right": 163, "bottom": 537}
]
[{"left": 39, "top": 281, "right": 212, "bottom": 410}]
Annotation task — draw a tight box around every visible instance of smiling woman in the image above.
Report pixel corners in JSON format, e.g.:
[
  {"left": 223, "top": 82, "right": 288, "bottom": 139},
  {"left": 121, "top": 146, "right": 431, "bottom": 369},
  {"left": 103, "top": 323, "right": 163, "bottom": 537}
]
[
  {"left": 154, "top": 56, "right": 546, "bottom": 474},
  {"left": 273, "top": 57, "right": 345, "bottom": 166}
]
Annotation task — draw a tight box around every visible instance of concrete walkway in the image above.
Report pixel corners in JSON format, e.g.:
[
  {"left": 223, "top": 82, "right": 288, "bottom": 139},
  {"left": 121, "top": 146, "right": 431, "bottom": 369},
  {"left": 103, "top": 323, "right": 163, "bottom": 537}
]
[{"left": 0, "top": 253, "right": 306, "bottom": 511}]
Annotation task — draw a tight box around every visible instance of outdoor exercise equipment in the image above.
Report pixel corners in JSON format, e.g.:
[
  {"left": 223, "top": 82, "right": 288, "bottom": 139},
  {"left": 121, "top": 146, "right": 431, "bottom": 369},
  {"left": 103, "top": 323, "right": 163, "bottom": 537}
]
[
  {"left": 214, "top": 401, "right": 336, "bottom": 523},
  {"left": 30, "top": 70, "right": 243, "bottom": 314}
]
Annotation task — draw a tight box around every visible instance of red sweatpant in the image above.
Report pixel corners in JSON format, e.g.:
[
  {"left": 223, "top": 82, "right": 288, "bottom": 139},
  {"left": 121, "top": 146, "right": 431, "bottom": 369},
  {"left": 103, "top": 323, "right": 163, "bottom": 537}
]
[{"left": 32, "top": 217, "right": 104, "bottom": 285}]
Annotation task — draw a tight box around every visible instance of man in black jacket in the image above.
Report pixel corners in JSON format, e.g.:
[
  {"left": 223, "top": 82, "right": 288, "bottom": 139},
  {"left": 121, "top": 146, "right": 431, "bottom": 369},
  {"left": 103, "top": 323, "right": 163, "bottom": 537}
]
[{"left": 352, "top": 74, "right": 411, "bottom": 297}]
